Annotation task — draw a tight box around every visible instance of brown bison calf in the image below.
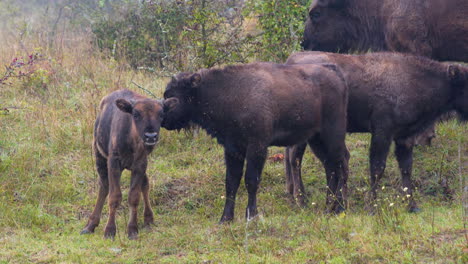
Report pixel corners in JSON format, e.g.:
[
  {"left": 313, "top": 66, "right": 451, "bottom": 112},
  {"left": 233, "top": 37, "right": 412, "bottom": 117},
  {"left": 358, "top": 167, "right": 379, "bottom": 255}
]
[
  {"left": 284, "top": 51, "right": 468, "bottom": 212},
  {"left": 81, "top": 89, "right": 164, "bottom": 239},
  {"left": 162, "top": 62, "right": 349, "bottom": 222}
]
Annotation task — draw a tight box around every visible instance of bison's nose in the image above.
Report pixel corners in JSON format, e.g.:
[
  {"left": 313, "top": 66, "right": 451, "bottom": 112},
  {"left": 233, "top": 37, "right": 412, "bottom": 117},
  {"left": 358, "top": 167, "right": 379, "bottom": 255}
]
[{"left": 144, "top": 132, "right": 159, "bottom": 146}]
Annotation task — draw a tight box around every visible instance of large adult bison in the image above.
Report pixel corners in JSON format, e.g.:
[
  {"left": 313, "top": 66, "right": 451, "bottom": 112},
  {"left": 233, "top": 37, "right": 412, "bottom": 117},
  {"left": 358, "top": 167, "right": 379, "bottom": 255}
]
[
  {"left": 284, "top": 51, "right": 468, "bottom": 212},
  {"left": 302, "top": 0, "right": 468, "bottom": 62},
  {"left": 162, "top": 62, "right": 349, "bottom": 222}
]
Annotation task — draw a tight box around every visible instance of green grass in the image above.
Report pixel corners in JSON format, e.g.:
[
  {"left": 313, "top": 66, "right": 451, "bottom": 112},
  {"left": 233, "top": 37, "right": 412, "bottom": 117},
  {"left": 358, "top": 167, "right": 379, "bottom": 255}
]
[{"left": 0, "top": 34, "right": 467, "bottom": 263}]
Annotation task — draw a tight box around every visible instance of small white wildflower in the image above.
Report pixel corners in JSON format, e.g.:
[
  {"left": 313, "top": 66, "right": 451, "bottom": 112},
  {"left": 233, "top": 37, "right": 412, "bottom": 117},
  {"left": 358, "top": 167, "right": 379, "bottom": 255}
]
[
  {"left": 311, "top": 202, "right": 316, "bottom": 206},
  {"left": 381, "top": 186, "right": 385, "bottom": 190},
  {"left": 389, "top": 203, "right": 394, "bottom": 207},
  {"left": 221, "top": 195, "right": 225, "bottom": 199},
  {"left": 403, "top": 187, "right": 408, "bottom": 192},
  {"left": 374, "top": 204, "right": 378, "bottom": 207},
  {"left": 406, "top": 194, "right": 411, "bottom": 198}
]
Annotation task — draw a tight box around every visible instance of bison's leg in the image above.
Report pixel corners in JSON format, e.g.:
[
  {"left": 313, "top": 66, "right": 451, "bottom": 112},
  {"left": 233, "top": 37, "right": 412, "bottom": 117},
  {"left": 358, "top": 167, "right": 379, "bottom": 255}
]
[
  {"left": 104, "top": 156, "right": 123, "bottom": 239},
  {"left": 394, "top": 141, "right": 420, "bottom": 212},
  {"left": 309, "top": 135, "right": 349, "bottom": 214},
  {"left": 142, "top": 174, "right": 154, "bottom": 227},
  {"left": 284, "top": 143, "right": 307, "bottom": 207},
  {"left": 368, "top": 131, "right": 392, "bottom": 211},
  {"left": 81, "top": 149, "right": 109, "bottom": 235},
  {"left": 244, "top": 144, "right": 268, "bottom": 221},
  {"left": 220, "top": 146, "right": 245, "bottom": 223},
  {"left": 127, "top": 168, "right": 145, "bottom": 239}
]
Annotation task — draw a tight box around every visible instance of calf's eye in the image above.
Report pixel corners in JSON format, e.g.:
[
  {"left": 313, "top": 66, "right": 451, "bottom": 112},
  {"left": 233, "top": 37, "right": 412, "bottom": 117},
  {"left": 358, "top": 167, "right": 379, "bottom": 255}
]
[{"left": 133, "top": 111, "right": 141, "bottom": 120}]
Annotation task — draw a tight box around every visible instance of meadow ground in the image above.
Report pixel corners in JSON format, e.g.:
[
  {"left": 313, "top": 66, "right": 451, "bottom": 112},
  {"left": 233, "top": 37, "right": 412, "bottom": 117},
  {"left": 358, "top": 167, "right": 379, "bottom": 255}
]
[{"left": 0, "top": 32, "right": 467, "bottom": 263}]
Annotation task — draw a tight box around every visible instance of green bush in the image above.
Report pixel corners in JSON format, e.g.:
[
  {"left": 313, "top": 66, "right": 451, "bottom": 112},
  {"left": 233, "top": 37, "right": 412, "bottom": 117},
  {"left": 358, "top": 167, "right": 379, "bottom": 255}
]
[
  {"left": 90, "top": 0, "right": 311, "bottom": 71},
  {"left": 245, "top": 0, "right": 311, "bottom": 62}
]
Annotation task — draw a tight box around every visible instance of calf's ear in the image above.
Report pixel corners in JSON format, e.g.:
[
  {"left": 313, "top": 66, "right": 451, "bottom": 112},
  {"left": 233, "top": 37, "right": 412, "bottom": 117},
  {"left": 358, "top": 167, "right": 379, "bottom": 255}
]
[
  {"left": 448, "top": 64, "right": 464, "bottom": 86},
  {"left": 116, "top": 99, "right": 133, "bottom": 114},
  {"left": 163, "top": 97, "right": 179, "bottom": 112},
  {"left": 190, "top": 73, "right": 202, "bottom": 88}
]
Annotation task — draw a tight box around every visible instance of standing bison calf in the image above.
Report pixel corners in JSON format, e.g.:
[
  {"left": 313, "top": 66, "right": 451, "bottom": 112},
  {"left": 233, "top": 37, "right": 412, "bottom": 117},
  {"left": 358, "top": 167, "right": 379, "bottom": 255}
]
[
  {"left": 81, "top": 89, "right": 164, "bottom": 239},
  {"left": 162, "top": 62, "right": 349, "bottom": 222},
  {"left": 285, "top": 51, "right": 468, "bottom": 211}
]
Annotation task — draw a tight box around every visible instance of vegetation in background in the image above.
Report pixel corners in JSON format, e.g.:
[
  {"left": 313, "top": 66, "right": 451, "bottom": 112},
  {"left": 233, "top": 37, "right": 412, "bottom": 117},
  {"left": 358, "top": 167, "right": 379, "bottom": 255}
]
[
  {"left": 245, "top": 0, "right": 311, "bottom": 61},
  {"left": 0, "top": 0, "right": 467, "bottom": 263}
]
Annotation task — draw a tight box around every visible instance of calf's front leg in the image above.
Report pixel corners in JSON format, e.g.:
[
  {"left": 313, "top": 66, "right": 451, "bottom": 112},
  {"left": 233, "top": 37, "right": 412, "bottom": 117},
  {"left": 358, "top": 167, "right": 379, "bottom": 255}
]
[{"left": 128, "top": 168, "right": 146, "bottom": 239}]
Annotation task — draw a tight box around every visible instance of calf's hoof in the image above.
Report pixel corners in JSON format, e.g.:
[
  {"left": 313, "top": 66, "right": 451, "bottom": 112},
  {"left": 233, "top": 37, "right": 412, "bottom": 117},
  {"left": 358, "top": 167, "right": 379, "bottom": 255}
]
[
  {"left": 104, "top": 227, "right": 116, "bottom": 240},
  {"left": 128, "top": 232, "right": 138, "bottom": 240},
  {"left": 245, "top": 207, "right": 258, "bottom": 221},
  {"left": 408, "top": 206, "right": 421, "bottom": 213},
  {"left": 80, "top": 228, "right": 94, "bottom": 235},
  {"left": 218, "top": 215, "right": 234, "bottom": 224},
  {"left": 144, "top": 216, "right": 154, "bottom": 228}
]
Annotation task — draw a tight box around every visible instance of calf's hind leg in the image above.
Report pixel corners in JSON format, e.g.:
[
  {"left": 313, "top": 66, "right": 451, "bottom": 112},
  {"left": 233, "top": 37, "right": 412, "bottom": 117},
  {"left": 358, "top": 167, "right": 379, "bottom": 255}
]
[
  {"left": 368, "top": 130, "right": 392, "bottom": 211},
  {"left": 394, "top": 140, "right": 419, "bottom": 212},
  {"left": 244, "top": 143, "right": 268, "bottom": 220},
  {"left": 81, "top": 149, "right": 109, "bottom": 235},
  {"left": 308, "top": 135, "right": 349, "bottom": 214}
]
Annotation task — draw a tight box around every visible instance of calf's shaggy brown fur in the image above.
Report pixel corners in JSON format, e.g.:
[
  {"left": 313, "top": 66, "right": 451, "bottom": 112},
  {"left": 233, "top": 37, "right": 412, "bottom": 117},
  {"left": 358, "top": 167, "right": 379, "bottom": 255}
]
[
  {"left": 162, "top": 62, "right": 349, "bottom": 221},
  {"left": 81, "top": 89, "right": 164, "bottom": 239}
]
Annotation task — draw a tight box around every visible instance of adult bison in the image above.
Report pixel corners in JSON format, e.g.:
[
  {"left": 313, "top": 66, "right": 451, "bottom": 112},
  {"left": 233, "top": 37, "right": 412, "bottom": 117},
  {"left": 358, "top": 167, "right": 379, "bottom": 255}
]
[
  {"left": 81, "top": 89, "right": 164, "bottom": 239},
  {"left": 302, "top": 0, "right": 468, "bottom": 62},
  {"left": 284, "top": 51, "right": 468, "bottom": 212},
  {"left": 162, "top": 62, "right": 349, "bottom": 222}
]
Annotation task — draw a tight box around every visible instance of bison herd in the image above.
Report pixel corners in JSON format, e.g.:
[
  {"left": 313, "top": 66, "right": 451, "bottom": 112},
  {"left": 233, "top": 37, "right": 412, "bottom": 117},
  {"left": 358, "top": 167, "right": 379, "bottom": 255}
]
[{"left": 82, "top": 0, "right": 468, "bottom": 239}]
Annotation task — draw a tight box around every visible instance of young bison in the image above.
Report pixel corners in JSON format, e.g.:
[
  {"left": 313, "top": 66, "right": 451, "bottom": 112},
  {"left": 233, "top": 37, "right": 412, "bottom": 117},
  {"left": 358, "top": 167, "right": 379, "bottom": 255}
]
[
  {"left": 81, "top": 89, "right": 164, "bottom": 239},
  {"left": 284, "top": 51, "right": 468, "bottom": 212},
  {"left": 162, "top": 62, "right": 349, "bottom": 222}
]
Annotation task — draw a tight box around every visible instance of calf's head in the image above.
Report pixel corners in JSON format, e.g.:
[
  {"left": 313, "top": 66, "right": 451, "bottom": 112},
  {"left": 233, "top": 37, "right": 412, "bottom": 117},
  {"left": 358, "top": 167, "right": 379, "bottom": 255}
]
[
  {"left": 302, "top": 0, "right": 355, "bottom": 52},
  {"left": 162, "top": 73, "right": 201, "bottom": 130},
  {"left": 448, "top": 64, "right": 468, "bottom": 121},
  {"left": 116, "top": 98, "right": 164, "bottom": 146}
]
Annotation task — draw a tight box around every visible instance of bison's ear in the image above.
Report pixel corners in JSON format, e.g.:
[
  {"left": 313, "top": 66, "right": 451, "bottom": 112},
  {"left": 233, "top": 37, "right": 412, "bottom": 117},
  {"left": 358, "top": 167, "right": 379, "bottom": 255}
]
[
  {"left": 190, "top": 73, "right": 202, "bottom": 88},
  {"left": 163, "top": 97, "right": 179, "bottom": 112},
  {"left": 448, "top": 64, "right": 464, "bottom": 86},
  {"left": 116, "top": 99, "right": 133, "bottom": 114}
]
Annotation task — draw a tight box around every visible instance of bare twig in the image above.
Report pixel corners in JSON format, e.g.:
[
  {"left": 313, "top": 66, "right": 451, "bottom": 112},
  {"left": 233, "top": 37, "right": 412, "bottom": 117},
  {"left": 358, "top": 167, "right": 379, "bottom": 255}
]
[{"left": 131, "top": 81, "right": 157, "bottom": 99}]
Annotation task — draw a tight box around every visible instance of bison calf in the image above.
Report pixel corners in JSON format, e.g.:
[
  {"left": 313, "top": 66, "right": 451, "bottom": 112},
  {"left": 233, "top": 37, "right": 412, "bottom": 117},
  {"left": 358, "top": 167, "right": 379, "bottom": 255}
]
[
  {"left": 162, "top": 62, "right": 349, "bottom": 222},
  {"left": 81, "top": 89, "right": 164, "bottom": 239},
  {"left": 284, "top": 51, "right": 468, "bottom": 212}
]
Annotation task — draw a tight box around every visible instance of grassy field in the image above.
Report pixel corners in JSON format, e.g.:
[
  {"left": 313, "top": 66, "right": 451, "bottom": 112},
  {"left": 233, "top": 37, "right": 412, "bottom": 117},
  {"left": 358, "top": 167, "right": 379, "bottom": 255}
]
[{"left": 0, "top": 29, "right": 467, "bottom": 263}]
